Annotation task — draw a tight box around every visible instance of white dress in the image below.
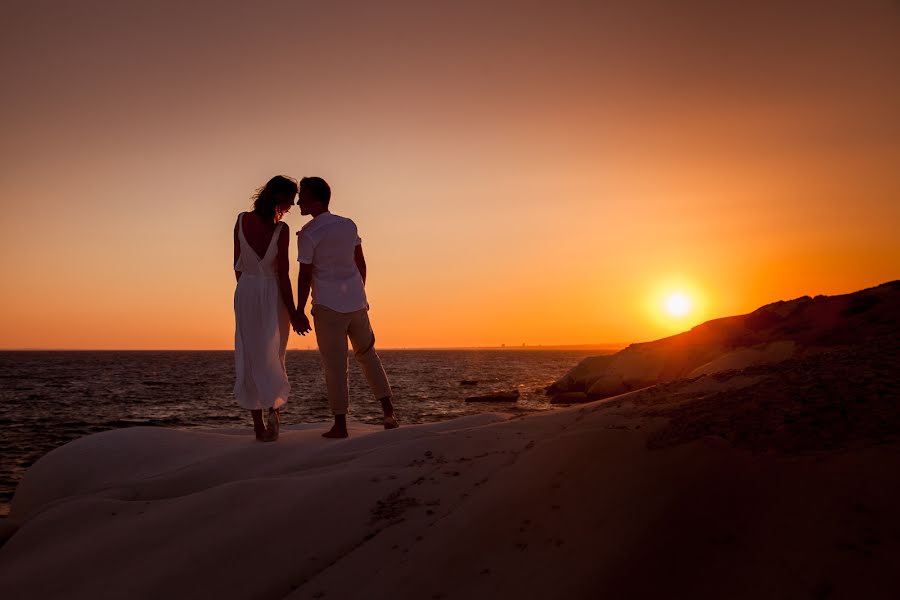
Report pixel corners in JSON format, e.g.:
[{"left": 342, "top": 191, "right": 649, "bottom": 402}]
[{"left": 233, "top": 213, "right": 290, "bottom": 410}]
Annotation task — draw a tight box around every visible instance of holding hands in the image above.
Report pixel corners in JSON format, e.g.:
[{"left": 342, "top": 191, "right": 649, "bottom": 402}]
[{"left": 292, "top": 311, "right": 312, "bottom": 336}]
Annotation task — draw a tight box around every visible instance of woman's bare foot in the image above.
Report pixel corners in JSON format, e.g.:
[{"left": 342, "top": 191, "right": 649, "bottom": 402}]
[
  {"left": 255, "top": 421, "right": 277, "bottom": 442},
  {"left": 266, "top": 408, "right": 280, "bottom": 441},
  {"left": 251, "top": 409, "right": 271, "bottom": 441},
  {"left": 258, "top": 428, "right": 278, "bottom": 442}
]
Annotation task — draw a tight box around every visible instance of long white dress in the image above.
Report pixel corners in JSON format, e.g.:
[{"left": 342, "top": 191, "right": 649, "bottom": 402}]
[{"left": 234, "top": 213, "right": 290, "bottom": 410}]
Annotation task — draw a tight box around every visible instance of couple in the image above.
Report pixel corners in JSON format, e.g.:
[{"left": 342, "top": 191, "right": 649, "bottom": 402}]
[{"left": 233, "top": 175, "right": 397, "bottom": 442}]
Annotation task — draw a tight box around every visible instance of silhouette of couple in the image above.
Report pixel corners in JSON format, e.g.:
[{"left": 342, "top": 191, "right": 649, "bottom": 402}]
[{"left": 233, "top": 176, "right": 397, "bottom": 442}]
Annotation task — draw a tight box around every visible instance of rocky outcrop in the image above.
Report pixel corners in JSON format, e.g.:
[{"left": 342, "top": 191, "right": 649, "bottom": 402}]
[
  {"left": 548, "top": 280, "right": 900, "bottom": 401},
  {"left": 549, "top": 392, "right": 590, "bottom": 404},
  {"left": 687, "top": 340, "right": 796, "bottom": 377},
  {"left": 465, "top": 390, "right": 520, "bottom": 403}
]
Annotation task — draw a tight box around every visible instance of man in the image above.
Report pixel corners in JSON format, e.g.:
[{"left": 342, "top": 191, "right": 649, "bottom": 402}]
[{"left": 294, "top": 176, "right": 398, "bottom": 438}]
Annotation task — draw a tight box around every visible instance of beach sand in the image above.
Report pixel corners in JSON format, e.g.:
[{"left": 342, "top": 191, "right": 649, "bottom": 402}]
[{"left": 1, "top": 348, "right": 899, "bottom": 599}]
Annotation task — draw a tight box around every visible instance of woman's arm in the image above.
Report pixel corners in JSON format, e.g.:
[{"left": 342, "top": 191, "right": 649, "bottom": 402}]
[
  {"left": 276, "top": 225, "right": 297, "bottom": 318},
  {"left": 233, "top": 216, "right": 242, "bottom": 283}
]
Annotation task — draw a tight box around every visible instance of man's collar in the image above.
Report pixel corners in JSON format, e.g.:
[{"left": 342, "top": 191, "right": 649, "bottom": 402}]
[{"left": 298, "top": 210, "right": 331, "bottom": 234}]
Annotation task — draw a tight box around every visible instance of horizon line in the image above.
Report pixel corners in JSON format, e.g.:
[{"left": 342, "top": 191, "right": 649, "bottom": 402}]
[{"left": 0, "top": 343, "right": 629, "bottom": 352}]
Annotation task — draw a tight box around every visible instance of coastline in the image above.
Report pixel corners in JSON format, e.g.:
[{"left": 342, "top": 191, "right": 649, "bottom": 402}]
[
  {"left": 0, "top": 349, "right": 592, "bottom": 518},
  {"left": 2, "top": 284, "right": 897, "bottom": 598},
  {"left": 2, "top": 375, "right": 898, "bottom": 598}
]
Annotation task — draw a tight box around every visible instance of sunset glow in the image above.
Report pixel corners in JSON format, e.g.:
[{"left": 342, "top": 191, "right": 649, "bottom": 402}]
[
  {"left": 665, "top": 293, "right": 692, "bottom": 318},
  {"left": 0, "top": 2, "right": 898, "bottom": 350}
]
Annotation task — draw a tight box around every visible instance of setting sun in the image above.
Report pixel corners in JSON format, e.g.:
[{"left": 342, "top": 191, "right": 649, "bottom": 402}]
[
  {"left": 643, "top": 277, "right": 709, "bottom": 334},
  {"left": 665, "top": 293, "right": 692, "bottom": 317}
]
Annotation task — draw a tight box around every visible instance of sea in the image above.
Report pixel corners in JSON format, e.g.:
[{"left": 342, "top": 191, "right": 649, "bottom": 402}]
[{"left": 0, "top": 349, "right": 597, "bottom": 517}]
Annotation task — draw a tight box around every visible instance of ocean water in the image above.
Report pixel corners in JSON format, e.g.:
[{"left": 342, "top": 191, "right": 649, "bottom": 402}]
[{"left": 0, "top": 349, "right": 593, "bottom": 517}]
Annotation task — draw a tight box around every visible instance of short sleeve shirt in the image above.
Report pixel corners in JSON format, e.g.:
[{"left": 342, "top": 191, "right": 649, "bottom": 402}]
[{"left": 297, "top": 212, "right": 367, "bottom": 313}]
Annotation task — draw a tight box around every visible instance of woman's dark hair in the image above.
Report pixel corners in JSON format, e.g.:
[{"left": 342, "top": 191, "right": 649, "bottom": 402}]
[
  {"left": 252, "top": 175, "right": 298, "bottom": 218},
  {"left": 299, "top": 176, "right": 331, "bottom": 208}
]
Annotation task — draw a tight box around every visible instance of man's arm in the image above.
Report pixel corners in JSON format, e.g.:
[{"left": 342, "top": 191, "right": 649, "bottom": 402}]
[
  {"left": 294, "top": 230, "right": 313, "bottom": 334},
  {"left": 297, "top": 262, "right": 313, "bottom": 313},
  {"left": 354, "top": 244, "right": 366, "bottom": 285}
]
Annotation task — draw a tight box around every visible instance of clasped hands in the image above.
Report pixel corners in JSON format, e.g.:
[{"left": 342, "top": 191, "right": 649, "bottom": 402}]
[{"left": 291, "top": 311, "right": 312, "bottom": 336}]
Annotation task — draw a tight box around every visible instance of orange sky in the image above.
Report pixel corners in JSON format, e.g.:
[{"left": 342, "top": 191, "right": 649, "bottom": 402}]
[{"left": 1, "top": 1, "right": 898, "bottom": 349}]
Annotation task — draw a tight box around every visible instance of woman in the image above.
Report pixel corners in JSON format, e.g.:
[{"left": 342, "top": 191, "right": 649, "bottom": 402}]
[{"left": 233, "top": 175, "right": 305, "bottom": 441}]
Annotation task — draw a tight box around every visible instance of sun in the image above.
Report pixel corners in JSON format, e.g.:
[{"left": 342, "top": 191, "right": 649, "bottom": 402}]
[
  {"left": 644, "top": 278, "right": 707, "bottom": 334},
  {"left": 664, "top": 292, "right": 692, "bottom": 318}
]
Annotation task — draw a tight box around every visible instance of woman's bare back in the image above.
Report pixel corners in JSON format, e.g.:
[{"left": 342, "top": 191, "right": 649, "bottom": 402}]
[{"left": 240, "top": 212, "right": 280, "bottom": 259}]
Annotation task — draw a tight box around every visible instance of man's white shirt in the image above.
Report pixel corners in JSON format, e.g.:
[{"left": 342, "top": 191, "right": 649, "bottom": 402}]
[{"left": 297, "top": 211, "right": 368, "bottom": 313}]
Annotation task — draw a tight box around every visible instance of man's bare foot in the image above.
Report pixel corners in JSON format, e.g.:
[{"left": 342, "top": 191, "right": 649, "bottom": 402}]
[
  {"left": 322, "top": 414, "right": 348, "bottom": 438},
  {"left": 322, "top": 426, "right": 348, "bottom": 439},
  {"left": 379, "top": 397, "right": 398, "bottom": 429}
]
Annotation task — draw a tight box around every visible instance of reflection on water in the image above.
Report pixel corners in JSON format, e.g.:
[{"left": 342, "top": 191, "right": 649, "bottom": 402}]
[{"left": 0, "top": 349, "right": 594, "bottom": 516}]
